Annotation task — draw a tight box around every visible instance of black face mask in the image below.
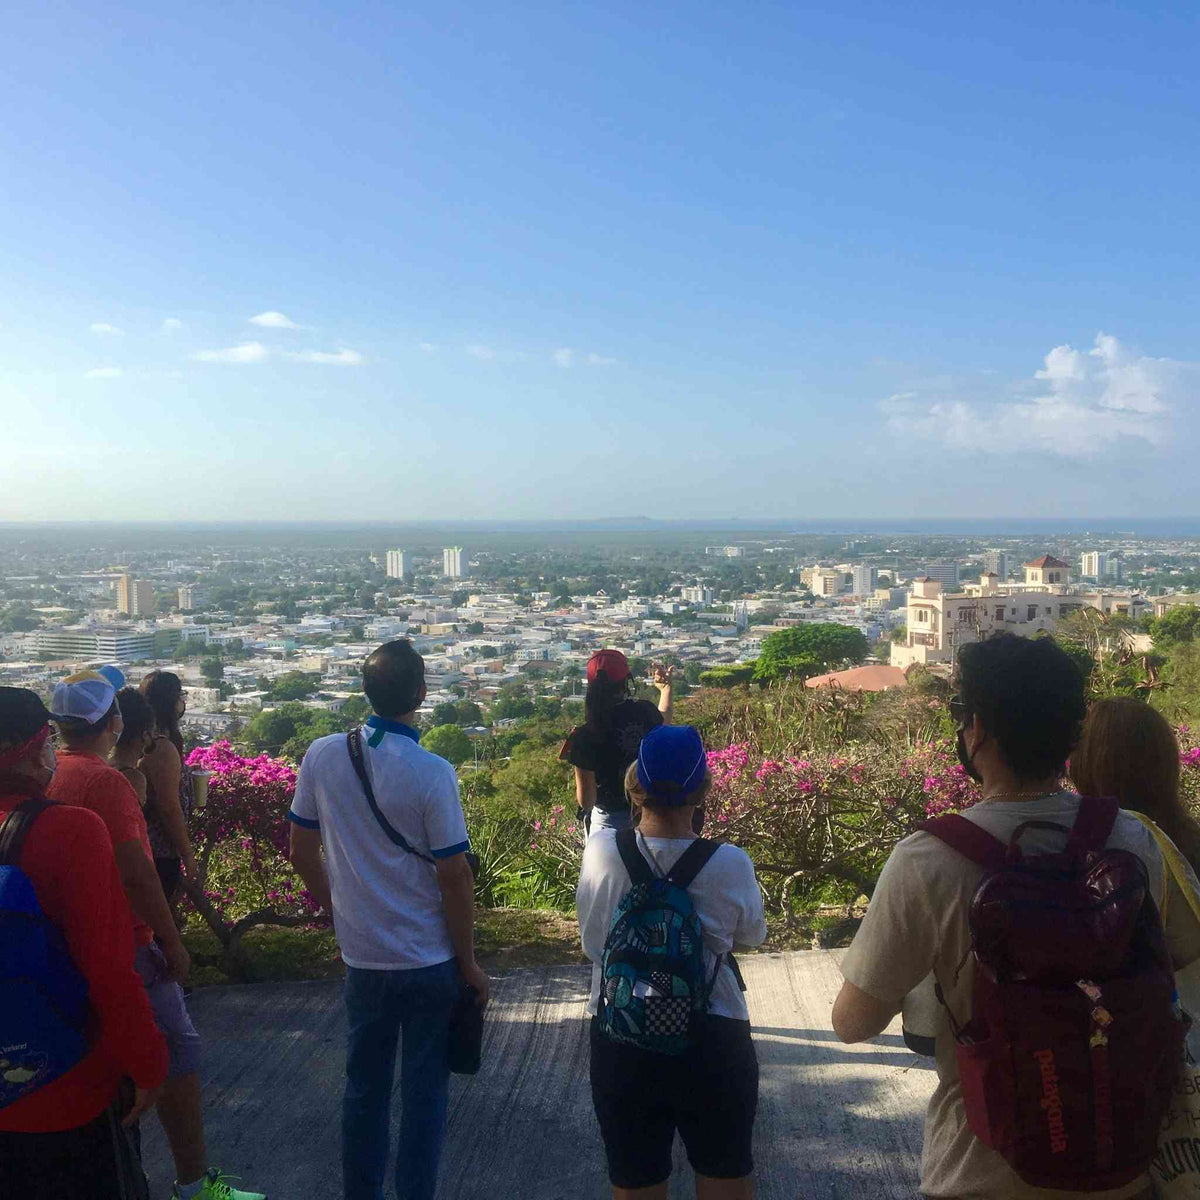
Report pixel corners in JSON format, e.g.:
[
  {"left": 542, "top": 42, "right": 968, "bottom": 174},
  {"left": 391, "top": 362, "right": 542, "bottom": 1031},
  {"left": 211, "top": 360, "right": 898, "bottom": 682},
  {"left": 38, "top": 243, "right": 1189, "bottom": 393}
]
[{"left": 956, "top": 727, "right": 984, "bottom": 784}]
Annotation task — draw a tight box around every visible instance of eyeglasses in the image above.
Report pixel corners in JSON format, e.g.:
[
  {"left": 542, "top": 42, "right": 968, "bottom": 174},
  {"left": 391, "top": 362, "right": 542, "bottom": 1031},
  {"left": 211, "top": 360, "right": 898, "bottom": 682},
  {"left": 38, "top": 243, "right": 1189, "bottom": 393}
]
[{"left": 948, "top": 693, "right": 970, "bottom": 726}]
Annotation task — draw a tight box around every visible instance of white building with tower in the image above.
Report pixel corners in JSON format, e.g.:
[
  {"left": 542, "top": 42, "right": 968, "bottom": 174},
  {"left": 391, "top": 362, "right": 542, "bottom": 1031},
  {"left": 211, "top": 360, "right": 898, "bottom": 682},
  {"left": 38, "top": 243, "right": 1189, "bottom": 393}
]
[
  {"left": 386, "top": 549, "right": 407, "bottom": 579},
  {"left": 442, "top": 547, "right": 468, "bottom": 579}
]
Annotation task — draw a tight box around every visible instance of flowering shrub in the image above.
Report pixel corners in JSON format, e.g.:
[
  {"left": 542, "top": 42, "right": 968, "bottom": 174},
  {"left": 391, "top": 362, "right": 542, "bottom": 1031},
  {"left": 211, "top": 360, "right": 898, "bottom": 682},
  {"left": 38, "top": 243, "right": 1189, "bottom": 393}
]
[{"left": 183, "top": 741, "right": 325, "bottom": 973}]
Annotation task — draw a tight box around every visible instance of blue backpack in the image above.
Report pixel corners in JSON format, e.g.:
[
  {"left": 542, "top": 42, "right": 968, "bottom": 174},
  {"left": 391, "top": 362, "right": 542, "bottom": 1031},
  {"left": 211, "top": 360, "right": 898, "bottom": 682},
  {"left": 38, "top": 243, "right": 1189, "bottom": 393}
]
[
  {"left": 597, "top": 830, "right": 723, "bottom": 1055},
  {"left": 0, "top": 799, "right": 91, "bottom": 1108}
]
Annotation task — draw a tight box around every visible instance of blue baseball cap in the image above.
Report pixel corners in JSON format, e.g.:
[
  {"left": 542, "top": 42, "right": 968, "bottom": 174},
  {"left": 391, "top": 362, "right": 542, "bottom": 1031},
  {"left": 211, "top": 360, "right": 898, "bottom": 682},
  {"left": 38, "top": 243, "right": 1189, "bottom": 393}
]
[
  {"left": 96, "top": 665, "right": 126, "bottom": 692},
  {"left": 635, "top": 725, "right": 708, "bottom": 804}
]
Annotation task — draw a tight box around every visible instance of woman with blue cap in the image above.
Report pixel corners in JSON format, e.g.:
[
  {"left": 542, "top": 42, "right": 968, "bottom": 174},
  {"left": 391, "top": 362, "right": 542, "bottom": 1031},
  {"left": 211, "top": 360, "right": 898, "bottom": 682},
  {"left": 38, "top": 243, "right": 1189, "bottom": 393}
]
[{"left": 577, "top": 724, "right": 766, "bottom": 1200}]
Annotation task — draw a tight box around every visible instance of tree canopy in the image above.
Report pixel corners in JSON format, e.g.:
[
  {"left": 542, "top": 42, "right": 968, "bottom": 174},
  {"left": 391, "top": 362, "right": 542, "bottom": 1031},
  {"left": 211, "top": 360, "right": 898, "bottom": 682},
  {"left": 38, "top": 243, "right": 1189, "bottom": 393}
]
[
  {"left": 1151, "top": 605, "right": 1200, "bottom": 647},
  {"left": 754, "top": 624, "right": 869, "bottom": 682},
  {"left": 423, "top": 723, "right": 471, "bottom": 765}
]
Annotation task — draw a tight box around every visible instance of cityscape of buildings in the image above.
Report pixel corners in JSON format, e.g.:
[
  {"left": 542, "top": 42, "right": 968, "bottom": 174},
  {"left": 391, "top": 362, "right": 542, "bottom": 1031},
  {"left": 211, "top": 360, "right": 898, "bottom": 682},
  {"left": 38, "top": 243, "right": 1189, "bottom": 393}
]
[{"left": 3, "top": 527, "right": 1198, "bottom": 744}]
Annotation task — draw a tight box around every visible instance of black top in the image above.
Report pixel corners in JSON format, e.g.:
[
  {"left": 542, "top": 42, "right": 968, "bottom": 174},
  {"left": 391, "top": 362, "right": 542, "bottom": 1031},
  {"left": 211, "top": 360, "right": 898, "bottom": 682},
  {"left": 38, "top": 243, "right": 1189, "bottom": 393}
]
[{"left": 565, "top": 699, "right": 664, "bottom": 811}]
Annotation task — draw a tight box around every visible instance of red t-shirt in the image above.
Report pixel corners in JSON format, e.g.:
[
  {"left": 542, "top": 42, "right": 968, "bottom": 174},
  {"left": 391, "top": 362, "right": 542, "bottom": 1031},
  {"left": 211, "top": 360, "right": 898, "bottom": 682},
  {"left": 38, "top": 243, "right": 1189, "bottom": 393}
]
[
  {"left": 47, "top": 749, "right": 155, "bottom": 947},
  {"left": 0, "top": 776, "right": 168, "bottom": 1133}
]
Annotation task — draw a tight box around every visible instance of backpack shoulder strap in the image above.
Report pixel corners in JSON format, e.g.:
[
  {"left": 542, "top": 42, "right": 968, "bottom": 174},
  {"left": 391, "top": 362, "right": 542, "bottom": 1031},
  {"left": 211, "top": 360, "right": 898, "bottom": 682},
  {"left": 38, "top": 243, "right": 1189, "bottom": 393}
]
[
  {"left": 0, "top": 798, "right": 52, "bottom": 867},
  {"left": 666, "top": 838, "right": 721, "bottom": 889},
  {"left": 1066, "top": 795, "right": 1120, "bottom": 854},
  {"left": 615, "top": 828, "right": 655, "bottom": 886},
  {"left": 346, "top": 730, "right": 435, "bottom": 864},
  {"left": 921, "top": 814, "right": 1007, "bottom": 870}
]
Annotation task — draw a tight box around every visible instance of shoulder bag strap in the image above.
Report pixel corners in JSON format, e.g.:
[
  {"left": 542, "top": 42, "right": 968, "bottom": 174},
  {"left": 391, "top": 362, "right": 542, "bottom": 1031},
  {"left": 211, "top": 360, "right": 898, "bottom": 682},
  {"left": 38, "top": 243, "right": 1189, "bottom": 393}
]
[
  {"left": 666, "top": 837, "right": 721, "bottom": 888},
  {"left": 1066, "top": 795, "right": 1120, "bottom": 855},
  {"left": 920, "top": 814, "right": 1007, "bottom": 869},
  {"left": 615, "top": 828, "right": 655, "bottom": 886},
  {"left": 346, "top": 730, "right": 435, "bottom": 864},
  {"left": 1129, "top": 810, "right": 1200, "bottom": 927},
  {"left": 0, "top": 797, "right": 52, "bottom": 867}
]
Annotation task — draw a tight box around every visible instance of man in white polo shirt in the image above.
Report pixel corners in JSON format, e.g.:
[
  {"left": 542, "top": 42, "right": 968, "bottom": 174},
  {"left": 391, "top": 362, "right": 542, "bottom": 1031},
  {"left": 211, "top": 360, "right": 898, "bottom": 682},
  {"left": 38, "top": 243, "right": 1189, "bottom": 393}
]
[{"left": 288, "top": 639, "right": 487, "bottom": 1200}]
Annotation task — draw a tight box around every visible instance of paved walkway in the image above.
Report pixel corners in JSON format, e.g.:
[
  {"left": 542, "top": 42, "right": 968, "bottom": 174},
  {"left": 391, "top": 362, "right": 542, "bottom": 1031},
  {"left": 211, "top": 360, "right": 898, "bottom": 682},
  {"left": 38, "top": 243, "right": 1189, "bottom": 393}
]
[{"left": 142, "top": 950, "right": 935, "bottom": 1198}]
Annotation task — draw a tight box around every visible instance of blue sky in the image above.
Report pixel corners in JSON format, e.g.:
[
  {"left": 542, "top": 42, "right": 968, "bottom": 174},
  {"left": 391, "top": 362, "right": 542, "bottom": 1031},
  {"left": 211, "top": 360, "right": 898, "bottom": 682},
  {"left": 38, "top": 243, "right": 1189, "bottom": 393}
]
[{"left": 4, "top": 1, "right": 1198, "bottom": 521}]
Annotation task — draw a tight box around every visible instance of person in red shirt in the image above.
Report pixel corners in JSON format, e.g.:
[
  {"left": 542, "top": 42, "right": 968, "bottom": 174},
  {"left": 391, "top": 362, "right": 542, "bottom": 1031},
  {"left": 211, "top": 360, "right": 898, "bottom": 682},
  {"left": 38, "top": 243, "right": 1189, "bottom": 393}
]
[
  {"left": 48, "top": 673, "right": 266, "bottom": 1200},
  {"left": 0, "top": 686, "right": 168, "bottom": 1200}
]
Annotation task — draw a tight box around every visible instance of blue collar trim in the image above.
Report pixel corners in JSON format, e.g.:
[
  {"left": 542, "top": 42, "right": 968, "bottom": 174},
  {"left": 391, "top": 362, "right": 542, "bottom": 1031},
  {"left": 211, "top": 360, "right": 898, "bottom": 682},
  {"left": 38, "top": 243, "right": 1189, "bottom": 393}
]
[{"left": 365, "top": 715, "right": 421, "bottom": 744}]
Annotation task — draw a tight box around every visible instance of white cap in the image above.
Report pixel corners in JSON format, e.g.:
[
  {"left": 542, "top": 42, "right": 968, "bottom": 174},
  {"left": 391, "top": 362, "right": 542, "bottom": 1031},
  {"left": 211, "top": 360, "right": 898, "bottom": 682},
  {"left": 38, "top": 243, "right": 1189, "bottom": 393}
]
[{"left": 50, "top": 672, "right": 116, "bottom": 725}]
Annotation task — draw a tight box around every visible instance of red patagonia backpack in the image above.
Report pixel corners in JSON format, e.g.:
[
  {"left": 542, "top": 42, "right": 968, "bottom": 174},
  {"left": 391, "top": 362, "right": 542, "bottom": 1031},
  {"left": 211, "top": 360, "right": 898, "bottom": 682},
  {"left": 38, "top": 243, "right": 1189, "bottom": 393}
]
[{"left": 924, "top": 796, "right": 1188, "bottom": 1191}]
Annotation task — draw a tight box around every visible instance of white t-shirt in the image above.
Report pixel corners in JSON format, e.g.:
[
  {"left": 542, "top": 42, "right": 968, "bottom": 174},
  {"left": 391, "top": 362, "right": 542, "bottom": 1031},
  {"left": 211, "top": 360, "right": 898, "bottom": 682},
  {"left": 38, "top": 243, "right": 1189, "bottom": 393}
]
[
  {"left": 576, "top": 828, "right": 767, "bottom": 1021},
  {"left": 841, "top": 793, "right": 1200, "bottom": 1200},
  {"left": 289, "top": 720, "right": 471, "bottom": 970}
]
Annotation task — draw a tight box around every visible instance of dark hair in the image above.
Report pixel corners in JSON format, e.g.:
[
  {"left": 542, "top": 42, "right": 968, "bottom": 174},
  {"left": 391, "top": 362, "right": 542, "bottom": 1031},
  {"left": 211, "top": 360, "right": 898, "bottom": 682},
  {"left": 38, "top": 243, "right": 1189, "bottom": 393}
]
[
  {"left": 115, "top": 686, "right": 156, "bottom": 752},
  {"left": 956, "top": 633, "right": 1086, "bottom": 782},
  {"left": 1071, "top": 698, "right": 1200, "bottom": 872},
  {"left": 363, "top": 639, "right": 425, "bottom": 718},
  {"left": 585, "top": 669, "right": 629, "bottom": 734},
  {"left": 139, "top": 670, "right": 184, "bottom": 756},
  {"left": 55, "top": 700, "right": 121, "bottom": 746}
]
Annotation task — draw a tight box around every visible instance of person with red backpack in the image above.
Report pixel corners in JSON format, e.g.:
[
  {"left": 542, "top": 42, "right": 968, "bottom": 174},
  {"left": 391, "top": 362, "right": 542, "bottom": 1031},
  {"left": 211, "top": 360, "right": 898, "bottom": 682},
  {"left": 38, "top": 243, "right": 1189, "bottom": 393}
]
[
  {"left": 833, "top": 633, "right": 1200, "bottom": 1199},
  {"left": 0, "top": 686, "right": 168, "bottom": 1199}
]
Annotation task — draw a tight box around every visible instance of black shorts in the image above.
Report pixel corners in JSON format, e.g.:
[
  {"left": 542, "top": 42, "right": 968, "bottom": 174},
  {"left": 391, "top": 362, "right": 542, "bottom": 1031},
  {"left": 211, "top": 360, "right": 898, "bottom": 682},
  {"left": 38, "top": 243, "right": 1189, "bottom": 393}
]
[
  {"left": 589, "top": 1014, "right": 759, "bottom": 1188},
  {"left": 0, "top": 1093, "right": 149, "bottom": 1200},
  {"left": 155, "top": 856, "right": 182, "bottom": 896}
]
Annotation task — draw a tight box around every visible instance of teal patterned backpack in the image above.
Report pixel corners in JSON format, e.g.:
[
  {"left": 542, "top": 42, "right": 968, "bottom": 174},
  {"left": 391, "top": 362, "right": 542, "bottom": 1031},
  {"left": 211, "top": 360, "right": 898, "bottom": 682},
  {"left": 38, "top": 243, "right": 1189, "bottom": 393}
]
[{"left": 598, "top": 829, "right": 723, "bottom": 1055}]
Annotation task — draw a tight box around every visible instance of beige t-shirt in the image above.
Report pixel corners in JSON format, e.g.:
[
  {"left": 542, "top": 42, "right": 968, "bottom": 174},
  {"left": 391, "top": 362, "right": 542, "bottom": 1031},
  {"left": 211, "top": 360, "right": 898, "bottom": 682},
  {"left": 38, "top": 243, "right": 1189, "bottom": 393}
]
[{"left": 840, "top": 793, "right": 1200, "bottom": 1200}]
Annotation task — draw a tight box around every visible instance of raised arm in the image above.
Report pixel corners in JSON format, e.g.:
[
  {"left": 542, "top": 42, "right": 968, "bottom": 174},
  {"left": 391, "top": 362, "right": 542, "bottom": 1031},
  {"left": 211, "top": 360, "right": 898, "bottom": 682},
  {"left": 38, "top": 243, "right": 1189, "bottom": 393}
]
[{"left": 653, "top": 664, "right": 674, "bottom": 721}]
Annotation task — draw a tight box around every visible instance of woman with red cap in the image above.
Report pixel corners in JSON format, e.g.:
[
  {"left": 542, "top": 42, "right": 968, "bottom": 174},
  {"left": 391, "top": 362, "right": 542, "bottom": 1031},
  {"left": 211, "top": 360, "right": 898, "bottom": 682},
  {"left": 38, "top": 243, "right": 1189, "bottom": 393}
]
[{"left": 562, "top": 650, "right": 673, "bottom": 837}]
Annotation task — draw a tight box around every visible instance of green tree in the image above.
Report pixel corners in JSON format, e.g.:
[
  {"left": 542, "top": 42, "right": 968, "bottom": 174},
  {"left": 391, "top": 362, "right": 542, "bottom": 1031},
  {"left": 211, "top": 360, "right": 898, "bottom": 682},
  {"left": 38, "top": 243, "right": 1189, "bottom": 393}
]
[
  {"left": 699, "top": 663, "right": 758, "bottom": 688},
  {"left": 490, "top": 694, "right": 536, "bottom": 721},
  {"left": 269, "top": 671, "right": 320, "bottom": 701},
  {"left": 340, "top": 694, "right": 373, "bottom": 725},
  {"left": 450, "top": 590, "right": 469, "bottom": 607},
  {"left": 754, "top": 624, "right": 869, "bottom": 683},
  {"left": 200, "top": 658, "right": 225, "bottom": 686},
  {"left": 889, "top": 624, "right": 907, "bottom": 645},
  {"left": 280, "top": 711, "right": 342, "bottom": 762},
  {"left": 431, "top": 701, "right": 462, "bottom": 726},
  {"left": 1151, "top": 605, "right": 1200, "bottom": 648},
  {"left": 465, "top": 621, "right": 485, "bottom": 635},
  {"left": 533, "top": 696, "right": 563, "bottom": 720},
  {"left": 239, "top": 704, "right": 313, "bottom": 754},
  {"left": 455, "top": 700, "right": 484, "bottom": 725},
  {"left": 423, "top": 723, "right": 471, "bottom": 765}
]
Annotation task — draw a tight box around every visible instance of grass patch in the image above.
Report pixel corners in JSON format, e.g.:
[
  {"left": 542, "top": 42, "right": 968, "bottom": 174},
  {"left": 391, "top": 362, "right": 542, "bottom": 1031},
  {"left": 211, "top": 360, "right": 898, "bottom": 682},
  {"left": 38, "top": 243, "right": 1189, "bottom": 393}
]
[{"left": 182, "top": 923, "right": 343, "bottom": 987}]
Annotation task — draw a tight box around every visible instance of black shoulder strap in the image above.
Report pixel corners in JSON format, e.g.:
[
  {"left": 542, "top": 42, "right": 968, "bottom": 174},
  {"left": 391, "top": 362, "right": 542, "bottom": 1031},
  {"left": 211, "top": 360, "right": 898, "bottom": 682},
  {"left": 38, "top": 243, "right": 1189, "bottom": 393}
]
[
  {"left": 666, "top": 837, "right": 721, "bottom": 889},
  {"left": 0, "top": 798, "right": 52, "bottom": 867},
  {"left": 615, "top": 828, "right": 655, "bottom": 886},
  {"left": 347, "top": 729, "right": 435, "bottom": 864}
]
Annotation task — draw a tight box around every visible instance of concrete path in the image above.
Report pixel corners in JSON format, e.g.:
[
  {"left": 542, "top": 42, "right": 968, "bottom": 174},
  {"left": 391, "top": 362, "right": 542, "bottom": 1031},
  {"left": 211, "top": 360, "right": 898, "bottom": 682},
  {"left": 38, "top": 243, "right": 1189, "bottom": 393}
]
[{"left": 142, "top": 951, "right": 935, "bottom": 1198}]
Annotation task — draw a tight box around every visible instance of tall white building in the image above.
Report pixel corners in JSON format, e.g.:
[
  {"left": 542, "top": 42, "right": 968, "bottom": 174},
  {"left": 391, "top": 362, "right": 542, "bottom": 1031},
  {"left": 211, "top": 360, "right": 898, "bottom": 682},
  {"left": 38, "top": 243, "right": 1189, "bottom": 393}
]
[
  {"left": 1080, "top": 551, "right": 1122, "bottom": 582},
  {"left": 442, "top": 547, "right": 468, "bottom": 578},
  {"left": 922, "top": 560, "right": 960, "bottom": 588},
  {"left": 385, "top": 549, "right": 407, "bottom": 579},
  {"left": 681, "top": 585, "right": 715, "bottom": 606},
  {"left": 982, "top": 549, "right": 1010, "bottom": 581},
  {"left": 851, "top": 564, "right": 877, "bottom": 596}
]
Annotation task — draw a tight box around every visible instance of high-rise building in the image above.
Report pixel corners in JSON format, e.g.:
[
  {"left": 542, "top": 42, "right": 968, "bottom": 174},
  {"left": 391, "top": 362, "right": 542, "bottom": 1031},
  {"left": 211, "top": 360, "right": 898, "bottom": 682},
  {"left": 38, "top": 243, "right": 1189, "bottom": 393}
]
[
  {"left": 851, "top": 564, "right": 877, "bottom": 596},
  {"left": 442, "top": 547, "right": 468, "bottom": 578},
  {"left": 385, "top": 549, "right": 407, "bottom": 579},
  {"left": 178, "top": 585, "right": 210, "bottom": 611},
  {"left": 922, "top": 560, "right": 960, "bottom": 587},
  {"left": 982, "top": 550, "right": 1010, "bottom": 581},
  {"left": 1081, "top": 551, "right": 1107, "bottom": 580},
  {"left": 116, "top": 574, "right": 154, "bottom": 616},
  {"left": 681, "top": 585, "right": 715, "bottom": 606},
  {"left": 802, "top": 566, "right": 841, "bottom": 596}
]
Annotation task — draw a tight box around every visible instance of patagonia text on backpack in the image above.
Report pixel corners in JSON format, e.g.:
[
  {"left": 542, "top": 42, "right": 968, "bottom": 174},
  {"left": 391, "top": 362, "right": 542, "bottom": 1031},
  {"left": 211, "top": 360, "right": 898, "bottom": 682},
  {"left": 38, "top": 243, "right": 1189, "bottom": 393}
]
[
  {"left": 0, "top": 800, "right": 91, "bottom": 1108},
  {"left": 597, "top": 829, "right": 723, "bottom": 1056},
  {"left": 925, "top": 796, "right": 1188, "bottom": 1191}
]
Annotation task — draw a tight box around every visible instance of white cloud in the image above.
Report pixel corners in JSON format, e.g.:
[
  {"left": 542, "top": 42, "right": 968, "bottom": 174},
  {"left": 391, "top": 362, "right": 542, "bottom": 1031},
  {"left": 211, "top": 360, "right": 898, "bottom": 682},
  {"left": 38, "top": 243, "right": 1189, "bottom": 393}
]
[
  {"left": 84, "top": 367, "right": 124, "bottom": 379},
  {"left": 190, "top": 342, "right": 269, "bottom": 364},
  {"left": 553, "top": 348, "right": 575, "bottom": 368},
  {"left": 161, "top": 318, "right": 185, "bottom": 334},
  {"left": 90, "top": 322, "right": 124, "bottom": 336},
  {"left": 586, "top": 352, "right": 617, "bottom": 366},
  {"left": 287, "top": 348, "right": 364, "bottom": 366},
  {"left": 466, "top": 344, "right": 496, "bottom": 360},
  {"left": 249, "top": 311, "right": 300, "bottom": 329},
  {"left": 418, "top": 342, "right": 437, "bottom": 353},
  {"left": 881, "top": 333, "right": 1193, "bottom": 458}
]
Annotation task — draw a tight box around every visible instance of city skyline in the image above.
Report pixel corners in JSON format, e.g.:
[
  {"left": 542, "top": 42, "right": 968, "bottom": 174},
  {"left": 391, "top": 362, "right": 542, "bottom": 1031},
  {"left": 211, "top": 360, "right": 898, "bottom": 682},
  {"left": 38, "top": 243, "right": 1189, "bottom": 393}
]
[{"left": 5, "top": 3, "right": 1199, "bottom": 521}]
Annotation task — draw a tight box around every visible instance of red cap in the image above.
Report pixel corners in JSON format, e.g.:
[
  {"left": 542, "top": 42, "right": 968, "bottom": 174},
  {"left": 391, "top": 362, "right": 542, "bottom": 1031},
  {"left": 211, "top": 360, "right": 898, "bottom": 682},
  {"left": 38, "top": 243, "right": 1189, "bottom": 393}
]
[{"left": 587, "top": 649, "right": 629, "bottom": 683}]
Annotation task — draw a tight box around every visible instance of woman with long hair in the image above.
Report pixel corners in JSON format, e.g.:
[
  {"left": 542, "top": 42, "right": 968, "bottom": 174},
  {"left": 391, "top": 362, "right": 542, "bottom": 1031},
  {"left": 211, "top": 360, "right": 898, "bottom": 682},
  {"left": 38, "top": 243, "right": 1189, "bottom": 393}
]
[
  {"left": 138, "top": 670, "right": 197, "bottom": 899},
  {"left": 562, "top": 649, "right": 673, "bottom": 836},
  {"left": 1070, "top": 696, "right": 1200, "bottom": 874},
  {"left": 110, "top": 686, "right": 157, "bottom": 807}
]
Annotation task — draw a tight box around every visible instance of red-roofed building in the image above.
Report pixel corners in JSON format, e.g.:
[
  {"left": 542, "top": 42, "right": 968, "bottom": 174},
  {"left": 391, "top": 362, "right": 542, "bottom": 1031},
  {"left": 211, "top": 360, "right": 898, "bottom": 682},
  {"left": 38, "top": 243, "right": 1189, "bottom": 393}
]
[{"left": 1024, "top": 555, "right": 1070, "bottom": 587}]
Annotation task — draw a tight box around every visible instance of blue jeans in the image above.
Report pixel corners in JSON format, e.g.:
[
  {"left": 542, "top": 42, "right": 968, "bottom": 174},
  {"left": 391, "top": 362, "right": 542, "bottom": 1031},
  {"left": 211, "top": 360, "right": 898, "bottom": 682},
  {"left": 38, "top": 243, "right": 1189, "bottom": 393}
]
[{"left": 343, "top": 958, "right": 460, "bottom": 1200}]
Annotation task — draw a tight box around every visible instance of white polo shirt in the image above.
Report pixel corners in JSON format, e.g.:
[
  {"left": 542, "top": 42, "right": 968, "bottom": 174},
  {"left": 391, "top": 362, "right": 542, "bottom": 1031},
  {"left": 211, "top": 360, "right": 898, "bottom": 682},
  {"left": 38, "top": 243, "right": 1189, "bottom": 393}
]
[{"left": 289, "top": 717, "right": 470, "bottom": 970}]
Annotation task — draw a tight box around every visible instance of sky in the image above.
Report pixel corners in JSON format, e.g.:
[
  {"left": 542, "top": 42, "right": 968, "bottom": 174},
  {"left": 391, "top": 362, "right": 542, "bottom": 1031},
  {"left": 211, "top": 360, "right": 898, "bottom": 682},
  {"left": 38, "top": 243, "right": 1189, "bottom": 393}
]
[{"left": 3, "top": 1, "right": 1199, "bottom": 522}]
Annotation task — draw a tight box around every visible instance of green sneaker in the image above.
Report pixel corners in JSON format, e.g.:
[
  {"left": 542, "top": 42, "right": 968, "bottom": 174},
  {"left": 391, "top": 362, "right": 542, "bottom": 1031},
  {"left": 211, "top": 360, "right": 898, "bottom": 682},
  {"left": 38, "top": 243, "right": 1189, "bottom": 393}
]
[{"left": 171, "top": 1168, "right": 267, "bottom": 1200}]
